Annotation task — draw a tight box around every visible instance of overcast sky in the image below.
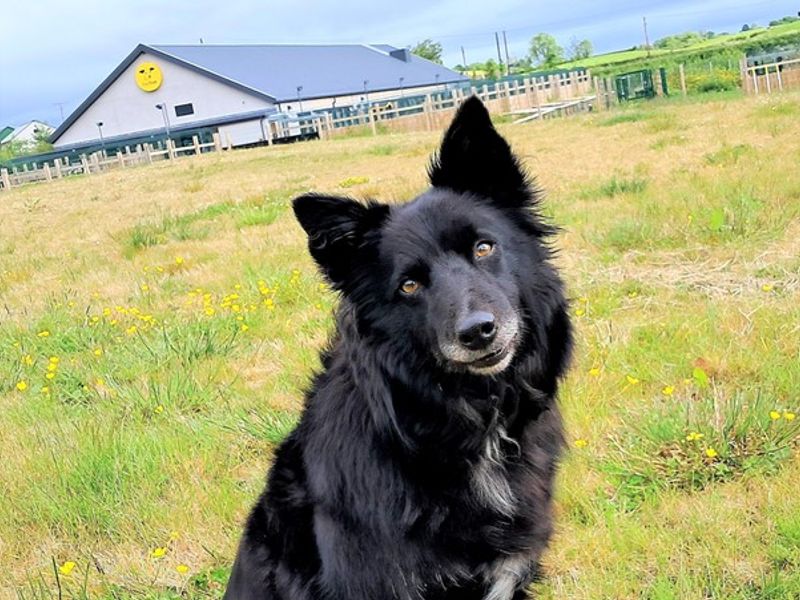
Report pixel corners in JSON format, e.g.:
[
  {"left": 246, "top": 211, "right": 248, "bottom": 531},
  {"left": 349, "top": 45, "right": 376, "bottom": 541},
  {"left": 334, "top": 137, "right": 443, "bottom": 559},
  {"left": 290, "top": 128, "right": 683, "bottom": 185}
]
[{"left": 0, "top": 0, "right": 796, "bottom": 127}]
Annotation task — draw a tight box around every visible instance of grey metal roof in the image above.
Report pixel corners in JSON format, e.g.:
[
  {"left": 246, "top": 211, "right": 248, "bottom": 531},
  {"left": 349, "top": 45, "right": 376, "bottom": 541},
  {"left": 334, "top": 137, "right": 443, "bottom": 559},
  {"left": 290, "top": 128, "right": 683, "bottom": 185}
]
[
  {"left": 51, "top": 43, "right": 466, "bottom": 144},
  {"left": 151, "top": 43, "right": 466, "bottom": 102}
]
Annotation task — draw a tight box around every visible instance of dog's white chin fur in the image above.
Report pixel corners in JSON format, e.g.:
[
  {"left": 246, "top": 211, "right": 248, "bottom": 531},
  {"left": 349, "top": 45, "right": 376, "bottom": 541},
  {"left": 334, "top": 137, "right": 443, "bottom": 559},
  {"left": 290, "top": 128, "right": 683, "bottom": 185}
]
[{"left": 466, "top": 350, "right": 515, "bottom": 377}]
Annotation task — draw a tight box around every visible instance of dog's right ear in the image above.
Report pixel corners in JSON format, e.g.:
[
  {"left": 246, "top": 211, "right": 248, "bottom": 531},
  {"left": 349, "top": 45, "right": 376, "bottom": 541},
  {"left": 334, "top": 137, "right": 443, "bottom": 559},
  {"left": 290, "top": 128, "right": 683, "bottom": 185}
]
[{"left": 293, "top": 194, "right": 389, "bottom": 287}]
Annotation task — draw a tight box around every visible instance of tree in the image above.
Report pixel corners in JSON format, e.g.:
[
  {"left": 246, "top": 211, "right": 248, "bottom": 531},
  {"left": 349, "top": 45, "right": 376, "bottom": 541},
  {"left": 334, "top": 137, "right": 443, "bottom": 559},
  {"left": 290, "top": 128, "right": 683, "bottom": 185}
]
[
  {"left": 483, "top": 59, "right": 501, "bottom": 80},
  {"left": 568, "top": 38, "right": 593, "bottom": 61},
  {"left": 410, "top": 39, "right": 443, "bottom": 64},
  {"left": 529, "top": 33, "right": 564, "bottom": 68}
]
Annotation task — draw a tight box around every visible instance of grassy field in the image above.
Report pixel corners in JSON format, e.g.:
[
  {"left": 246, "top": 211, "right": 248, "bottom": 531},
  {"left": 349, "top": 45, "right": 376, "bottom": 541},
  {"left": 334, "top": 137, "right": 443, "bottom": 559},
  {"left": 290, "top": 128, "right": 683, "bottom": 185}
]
[
  {"left": 2, "top": 91, "right": 800, "bottom": 599},
  {"left": 559, "top": 20, "right": 800, "bottom": 71}
]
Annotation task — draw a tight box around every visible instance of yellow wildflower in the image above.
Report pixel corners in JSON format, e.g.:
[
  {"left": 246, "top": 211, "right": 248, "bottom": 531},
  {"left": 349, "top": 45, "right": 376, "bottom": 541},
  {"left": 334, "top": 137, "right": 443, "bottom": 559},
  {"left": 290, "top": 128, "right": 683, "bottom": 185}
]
[
  {"left": 141, "top": 284, "right": 150, "bottom": 292},
  {"left": 126, "top": 325, "right": 138, "bottom": 336},
  {"left": 41, "top": 386, "right": 50, "bottom": 394},
  {"left": 151, "top": 547, "right": 167, "bottom": 559},
  {"left": 661, "top": 385, "right": 675, "bottom": 396},
  {"left": 37, "top": 330, "right": 50, "bottom": 337},
  {"left": 588, "top": 367, "right": 601, "bottom": 377},
  {"left": 705, "top": 448, "right": 718, "bottom": 459},
  {"left": 785, "top": 412, "right": 796, "bottom": 421},
  {"left": 46, "top": 372, "right": 55, "bottom": 380},
  {"left": 686, "top": 432, "right": 704, "bottom": 442},
  {"left": 761, "top": 284, "right": 774, "bottom": 293},
  {"left": 154, "top": 405, "right": 164, "bottom": 415},
  {"left": 175, "top": 256, "right": 185, "bottom": 265},
  {"left": 169, "top": 530, "right": 180, "bottom": 541},
  {"left": 176, "top": 564, "right": 189, "bottom": 574},
  {"left": 58, "top": 561, "right": 76, "bottom": 576},
  {"left": 93, "top": 348, "right": 103, "bottom": 357},
  {"left": 770, "top": 410, "right": 782, "bottom": 421},
  {"left": 574, "top": 438, "right": 589, "bottom": 449},
  {"left": 16, "top": 380, "right": 28, "bottom": 391},
  {"left": 626, "top": 375, "right": 640, "bottom": 385},
  {"left": 575, "top": 308, "right": 586, "bottom": 317},
  {"left": 22, "top": 354, "right": 34, "bottom": 366},
  {"left": 240, "top": 324, "right": 250, "bottom": 332}
]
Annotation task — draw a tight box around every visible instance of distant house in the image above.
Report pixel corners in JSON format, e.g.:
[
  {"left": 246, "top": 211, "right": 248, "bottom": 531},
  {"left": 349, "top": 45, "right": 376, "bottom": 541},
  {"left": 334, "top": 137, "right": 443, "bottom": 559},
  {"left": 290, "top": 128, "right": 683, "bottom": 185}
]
[
  {"left": 1, "top": 121, "right": 53, "bottom": 146},
  {"left": 50, "top": 43, "right": 467, "bottom": 150},
  {"left": 0, "top": 126, "right": 15, "bottom": 144}
]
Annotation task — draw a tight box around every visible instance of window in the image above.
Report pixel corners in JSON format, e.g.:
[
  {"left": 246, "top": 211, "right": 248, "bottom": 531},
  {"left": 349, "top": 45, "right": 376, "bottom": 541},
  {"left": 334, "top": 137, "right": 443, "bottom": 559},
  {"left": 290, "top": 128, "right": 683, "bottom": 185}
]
[{"left": 175, "top": 103, "right": 194, "bottom": 117}]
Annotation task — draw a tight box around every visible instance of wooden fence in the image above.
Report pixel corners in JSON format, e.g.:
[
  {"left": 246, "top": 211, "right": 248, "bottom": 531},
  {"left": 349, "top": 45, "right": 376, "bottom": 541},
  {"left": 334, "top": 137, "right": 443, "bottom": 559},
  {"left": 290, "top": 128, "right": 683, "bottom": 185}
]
[
  {"left": 1, "top": 71, "right": 601, "bottom": 193},
  {"left": 322, "top": 70, "right": 597, "bottom": 137},
  {"left": 1, "top": 133, "right": 223, "bottom": 191},
  {"left": 741, "top": 56, "right": 800, "bottom": 95}
]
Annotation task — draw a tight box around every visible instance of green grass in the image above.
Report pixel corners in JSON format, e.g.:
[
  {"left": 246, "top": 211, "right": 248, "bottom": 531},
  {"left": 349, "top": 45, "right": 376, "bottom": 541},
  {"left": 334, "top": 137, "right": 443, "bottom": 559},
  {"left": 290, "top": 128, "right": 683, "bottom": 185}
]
[
  {"left": 1, "top": 91, "right": 800, "bottom": 599},
  {"left": 559, "top": 20, "right": 800, "bottom": 72}
]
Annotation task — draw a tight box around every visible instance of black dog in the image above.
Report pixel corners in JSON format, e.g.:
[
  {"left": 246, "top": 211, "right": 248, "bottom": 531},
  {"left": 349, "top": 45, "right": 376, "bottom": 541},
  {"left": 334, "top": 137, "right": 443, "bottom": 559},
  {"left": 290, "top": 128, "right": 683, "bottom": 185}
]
[{"left": 224, "top": 97, "right": 572, "bottom": 600}]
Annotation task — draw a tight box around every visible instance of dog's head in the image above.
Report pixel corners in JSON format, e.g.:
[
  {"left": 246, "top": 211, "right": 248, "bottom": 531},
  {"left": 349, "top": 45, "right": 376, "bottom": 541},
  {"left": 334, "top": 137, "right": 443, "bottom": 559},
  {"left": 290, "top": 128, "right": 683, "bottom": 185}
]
[{"left": 294, "top": 97, "right": 567, "bottom": 379}]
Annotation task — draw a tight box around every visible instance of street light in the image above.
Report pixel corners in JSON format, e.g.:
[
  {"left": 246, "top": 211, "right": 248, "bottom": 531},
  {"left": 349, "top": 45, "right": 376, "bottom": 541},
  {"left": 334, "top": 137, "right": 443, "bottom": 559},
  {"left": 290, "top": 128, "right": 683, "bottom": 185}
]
[
  {"left": 399, "top": 76, "right": 405, "bottom": 97},
  {"left": 296, "top": 86, "right": 304, "bottom": 112},
  {"left": 363, "top": 79, "right": 370, "bottom": 104},
  {"left": 155, "top": 103, "right": 171, "bottom": 138},
  {"left": 96, "top": 121, "right": 106, "bottom": 153}
]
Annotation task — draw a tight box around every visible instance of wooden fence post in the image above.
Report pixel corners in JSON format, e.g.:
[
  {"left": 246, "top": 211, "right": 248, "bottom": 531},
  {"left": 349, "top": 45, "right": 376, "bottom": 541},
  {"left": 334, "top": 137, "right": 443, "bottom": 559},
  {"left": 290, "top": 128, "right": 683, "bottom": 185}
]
[
  {"left": 739, "top": 57, "right": 749, "bottom": 95},
  {"left": 593, "top": 76, "right": 602, "bottom": 111},
  {"left": 81, "top": 154, "right": 90, "bottom": 174},
  {"left": 212, "top": 132, "right": 222, "bottom": 152},
  {"left": 43, "top": 163, "right": 52, "bottom": 181},
  {"left": 1, "top": 168, "right": 10, "bottom": 190},
  {"left": 54, "top": 159, "right": 62, "bottom": 178},
  {"left": 679, "top": 64, "right": 687, "bottom": 97},
  {"left": 117, "top": 152, "right": 125, "bottom": 168}
]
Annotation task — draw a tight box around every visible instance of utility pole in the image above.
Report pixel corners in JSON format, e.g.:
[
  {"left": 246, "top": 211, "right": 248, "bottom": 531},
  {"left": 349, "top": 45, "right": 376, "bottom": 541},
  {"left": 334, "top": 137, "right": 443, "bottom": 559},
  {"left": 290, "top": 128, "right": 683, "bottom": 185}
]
[
  {"left": 502, "top": 31, "right": 511, "bottom": 76},
  {"left": 495, "top": 32, "right": 503, "bottom": 71},
  {"left": 54, "top": 102, "right": 66, "bottom": 124},
  {"left": 643, "top": 17, "right": 651, "bottom": 57},
  {"left": 461, "top": 46, "right": 467, "bottom": 68}
]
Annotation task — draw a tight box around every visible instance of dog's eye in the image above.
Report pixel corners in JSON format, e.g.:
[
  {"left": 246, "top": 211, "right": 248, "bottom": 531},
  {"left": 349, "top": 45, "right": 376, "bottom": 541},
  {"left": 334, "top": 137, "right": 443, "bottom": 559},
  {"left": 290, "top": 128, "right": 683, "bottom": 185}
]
[
  {"left": 474, "top": 241, "right": 495, "bottom": 259},
  {"left": 400, "top": 279, "right": 421, "bottom": 295}
]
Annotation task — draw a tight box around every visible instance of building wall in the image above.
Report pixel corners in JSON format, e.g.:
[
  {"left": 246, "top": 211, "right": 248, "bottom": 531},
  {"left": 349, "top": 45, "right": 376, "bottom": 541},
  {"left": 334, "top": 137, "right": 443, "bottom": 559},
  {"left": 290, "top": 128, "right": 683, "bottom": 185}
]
[{"left": 54, "top": 51, "right": 274, "bottom": 147}]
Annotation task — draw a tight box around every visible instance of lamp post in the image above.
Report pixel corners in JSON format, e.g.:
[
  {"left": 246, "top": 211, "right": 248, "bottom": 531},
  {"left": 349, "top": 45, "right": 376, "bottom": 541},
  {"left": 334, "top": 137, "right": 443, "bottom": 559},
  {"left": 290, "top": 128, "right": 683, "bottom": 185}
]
[
  {"left": 363, "top": 79, "right": 370, "bottom": 104},
  {"left": 96, "top": 121, "right": 106, "bottom": 154},
  {"left": 399, "top": 76, "right": 405, "bottom": 97},
  {"left": 155, "top": 103, "right": 171, "bottom": 138},
  {"left": 296, "top": 86, "right": 304, "bottom": 112}
]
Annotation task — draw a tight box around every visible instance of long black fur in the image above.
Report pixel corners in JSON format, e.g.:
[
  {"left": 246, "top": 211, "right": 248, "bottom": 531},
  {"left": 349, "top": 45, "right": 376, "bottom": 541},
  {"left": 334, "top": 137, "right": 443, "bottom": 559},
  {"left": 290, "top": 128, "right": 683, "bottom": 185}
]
[{"left": 224, "top": 97, "right": 573, "bottom": 600}]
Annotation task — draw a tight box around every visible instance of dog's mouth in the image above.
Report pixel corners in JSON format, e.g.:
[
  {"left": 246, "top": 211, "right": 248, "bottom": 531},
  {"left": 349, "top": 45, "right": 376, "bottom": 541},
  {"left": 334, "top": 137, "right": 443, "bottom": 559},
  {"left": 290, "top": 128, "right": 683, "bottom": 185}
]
[
  {"left": 468, "top": 345, "right": 512, "bottom": 370},
  {"left": 458, "top": 336, "right": 518, "bottom": 376}
]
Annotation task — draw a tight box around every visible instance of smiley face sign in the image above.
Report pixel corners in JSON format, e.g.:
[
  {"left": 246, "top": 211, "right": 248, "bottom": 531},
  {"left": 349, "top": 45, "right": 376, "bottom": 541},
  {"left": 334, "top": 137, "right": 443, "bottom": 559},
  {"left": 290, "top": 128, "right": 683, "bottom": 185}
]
[{"left": 134, "top": 62, "right": 163, "bottom": 92}]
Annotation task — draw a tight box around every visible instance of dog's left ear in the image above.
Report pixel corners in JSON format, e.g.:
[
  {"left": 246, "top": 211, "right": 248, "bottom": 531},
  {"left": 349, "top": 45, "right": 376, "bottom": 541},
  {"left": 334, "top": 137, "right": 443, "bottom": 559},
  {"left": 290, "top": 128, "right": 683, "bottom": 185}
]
[
  {"left": 429, "top": 96, "right": 530, "bottom": 208},
  {"left": 293, "top": 193, "right": 389, "bottom": 287}
]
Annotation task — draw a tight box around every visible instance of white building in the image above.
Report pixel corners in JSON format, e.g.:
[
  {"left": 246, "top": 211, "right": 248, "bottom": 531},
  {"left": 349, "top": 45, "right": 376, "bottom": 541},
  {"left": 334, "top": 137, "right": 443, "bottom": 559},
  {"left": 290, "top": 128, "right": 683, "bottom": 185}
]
[
  {"left": 50, "top": 43, "right": 467, "bottom": 150},
  {"left": 1, "top": 121, "right": 53, "bottom": 146}
]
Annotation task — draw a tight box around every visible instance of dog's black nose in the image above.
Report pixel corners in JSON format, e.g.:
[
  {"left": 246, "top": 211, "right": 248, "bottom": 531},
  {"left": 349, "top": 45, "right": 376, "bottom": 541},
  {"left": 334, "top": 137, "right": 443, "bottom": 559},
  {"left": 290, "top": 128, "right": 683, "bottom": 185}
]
[{"left": 457, "top": 311, "right": 497, "bottom": 350}]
